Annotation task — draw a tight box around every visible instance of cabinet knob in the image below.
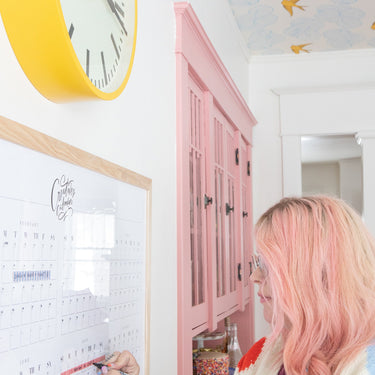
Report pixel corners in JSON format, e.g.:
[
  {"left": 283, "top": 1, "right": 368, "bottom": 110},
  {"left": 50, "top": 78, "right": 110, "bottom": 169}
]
[
  {"left": 242, "top": 211, "right": 248, "bottom": 217},
  {"left": 237, "top": 263, "right": 242, "bottom": 281},
  {"left": 226, "top": 203, "right": 234, "bottom": 215},
  {"left": 204, "top": 194, "right": 213, "bottom": 208}
]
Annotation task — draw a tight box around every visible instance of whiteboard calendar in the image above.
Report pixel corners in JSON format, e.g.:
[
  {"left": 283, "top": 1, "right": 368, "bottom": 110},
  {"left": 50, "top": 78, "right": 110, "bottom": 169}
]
[{"left": 0, "top": 116, "right": 151, "bottom": 375}]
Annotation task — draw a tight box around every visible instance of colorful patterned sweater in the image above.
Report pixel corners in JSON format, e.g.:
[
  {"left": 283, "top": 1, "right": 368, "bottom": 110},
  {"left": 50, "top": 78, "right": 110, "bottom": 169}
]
[{"left": 235, "top": 337, "right": 375, "bottom": 375}]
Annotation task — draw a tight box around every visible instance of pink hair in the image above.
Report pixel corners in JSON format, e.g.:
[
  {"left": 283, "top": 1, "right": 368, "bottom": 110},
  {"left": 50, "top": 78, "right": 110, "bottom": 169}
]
[{"left": 255, "top": 196, "right": 375, "bottom": 375}]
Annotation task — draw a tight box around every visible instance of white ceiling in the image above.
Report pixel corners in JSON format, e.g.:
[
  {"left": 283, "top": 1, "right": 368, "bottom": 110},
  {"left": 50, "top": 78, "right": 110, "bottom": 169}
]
[
  {"left": 227, "top": 0, "right": 375, "bottom": 55},
  {"left": 301, "top": 134, "right": 362, "bottom": 163}
]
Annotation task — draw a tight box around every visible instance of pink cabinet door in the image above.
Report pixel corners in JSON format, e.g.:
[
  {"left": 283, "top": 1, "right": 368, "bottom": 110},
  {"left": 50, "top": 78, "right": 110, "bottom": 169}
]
[
  {"left": 239, "top": 137, "right": 253, "bottom": 308},
  {"left": 209, "top": 105, "right": 239, "bottom": 320},
  {"left": 188, "top": 75, "right": 209, "bottom": 331}
]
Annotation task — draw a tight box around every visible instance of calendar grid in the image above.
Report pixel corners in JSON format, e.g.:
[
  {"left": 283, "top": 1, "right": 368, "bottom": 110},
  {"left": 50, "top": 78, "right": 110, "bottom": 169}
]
[{"left": 0, "top": 117, "right": 151, "bottom": 375}]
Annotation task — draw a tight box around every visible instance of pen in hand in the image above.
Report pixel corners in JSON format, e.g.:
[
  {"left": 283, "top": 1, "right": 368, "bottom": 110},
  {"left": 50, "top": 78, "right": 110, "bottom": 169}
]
[
  {"left": 93, "top": 350, "right": 139, "bottom": 375},
  {"left": 93, "top": 362, "right": 114, "bottom": 374},
  {"left": 93, "top": 362, "right": 128, "bottom": 375}
]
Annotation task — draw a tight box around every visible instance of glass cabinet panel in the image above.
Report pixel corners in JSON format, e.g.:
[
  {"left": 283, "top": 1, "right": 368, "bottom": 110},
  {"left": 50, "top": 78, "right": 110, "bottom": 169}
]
[
  {"left": 214, "top": 119, "right": 225, "bottom": 298},
  {"left": 213, "top": 107, "right": 238, "bottom": 310},
  {"left": 226, "top": 130, "right": 236, "bottom": 295},
  {"left": 241, "top": 141, "right": 251, "bottom": 290},
  {"left": 189, "top": 79, "right": 206, "bottom": 308}
]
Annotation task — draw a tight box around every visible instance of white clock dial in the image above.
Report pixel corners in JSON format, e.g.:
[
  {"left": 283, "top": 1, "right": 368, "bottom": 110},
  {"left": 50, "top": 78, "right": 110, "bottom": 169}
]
[{"left": 60, "top": 0, "right": 136, "bottom": 93}]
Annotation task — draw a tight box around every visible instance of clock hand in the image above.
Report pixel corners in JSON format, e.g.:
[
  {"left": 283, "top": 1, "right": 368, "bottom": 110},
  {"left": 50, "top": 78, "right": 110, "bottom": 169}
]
[{"left": 107, "top": 0, "right": 128, "bottom": 36}]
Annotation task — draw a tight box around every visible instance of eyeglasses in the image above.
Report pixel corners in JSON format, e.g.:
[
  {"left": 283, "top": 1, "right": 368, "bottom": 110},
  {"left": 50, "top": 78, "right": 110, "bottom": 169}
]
[{"left": 250, "top": 255, "right": 267, "bottom": 276}]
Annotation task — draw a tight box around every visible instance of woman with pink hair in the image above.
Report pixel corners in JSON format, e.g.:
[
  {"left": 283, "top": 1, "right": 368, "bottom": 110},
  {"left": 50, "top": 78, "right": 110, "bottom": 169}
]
[{"left": 237, "top": 196, "right": 375, "bottom": 375}]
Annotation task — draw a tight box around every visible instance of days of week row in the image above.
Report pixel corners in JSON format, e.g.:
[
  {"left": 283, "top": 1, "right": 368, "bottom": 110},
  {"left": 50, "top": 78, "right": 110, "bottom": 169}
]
[
  {"left": 1, "top": 230, "right": 58, "bottom": 262},
  {"left": 16, "top": 342, "right": 105, "bottom": 375}
]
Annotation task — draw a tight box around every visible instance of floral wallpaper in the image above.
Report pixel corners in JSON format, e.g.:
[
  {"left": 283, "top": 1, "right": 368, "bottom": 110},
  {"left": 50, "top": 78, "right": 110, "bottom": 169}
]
[{"left": 227, "top": 0, "right": 375, "bottom": 55}]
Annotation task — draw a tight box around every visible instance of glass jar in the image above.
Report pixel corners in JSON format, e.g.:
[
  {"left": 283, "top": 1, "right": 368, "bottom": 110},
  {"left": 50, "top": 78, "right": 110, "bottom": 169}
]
[{"left": 227, "top": 323, "right": 242, "bottom": 375}]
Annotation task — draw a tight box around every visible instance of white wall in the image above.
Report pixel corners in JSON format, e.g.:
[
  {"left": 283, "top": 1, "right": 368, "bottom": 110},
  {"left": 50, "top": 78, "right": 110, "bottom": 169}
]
[
  {"left": 302, "top": 162, "right": 340, "bottom": 197},
  {"left": 0, "top": 1, "right": 249, "bottom": 373},
  {"left": 340, "top": 158, "right": 363, "bottom": 214},
  {"left": 249, "top": 49, "right": 375, "bottom": 340},
  {"left": 301, "top": 158, "right": 363, "bottom": 214}
]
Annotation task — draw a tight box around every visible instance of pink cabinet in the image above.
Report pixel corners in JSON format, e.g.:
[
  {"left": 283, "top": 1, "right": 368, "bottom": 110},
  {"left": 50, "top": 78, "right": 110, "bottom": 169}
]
[
  {"left": 238, "top": 136, "right": 253, "bottom": 309},
  {"left": 175, "top": 3, "right": 257, "bottom": 375},
  {"left": 188, "top": 75, "right": 209, "bottom": 330},
  {"left": 209, "top": 104, "right": 239, "bottom": 319}
]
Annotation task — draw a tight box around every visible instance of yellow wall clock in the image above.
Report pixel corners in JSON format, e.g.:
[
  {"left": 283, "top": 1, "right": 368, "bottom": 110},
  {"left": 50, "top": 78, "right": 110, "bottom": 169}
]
[{"left": 0, "top": 0, "right": 137, "bottom": 102}]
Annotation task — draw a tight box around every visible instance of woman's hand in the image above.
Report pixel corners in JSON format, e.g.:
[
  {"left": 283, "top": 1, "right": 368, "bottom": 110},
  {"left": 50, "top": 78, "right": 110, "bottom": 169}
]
[{"left": 105, "top": 350, "right": 140, "bottom": 375}]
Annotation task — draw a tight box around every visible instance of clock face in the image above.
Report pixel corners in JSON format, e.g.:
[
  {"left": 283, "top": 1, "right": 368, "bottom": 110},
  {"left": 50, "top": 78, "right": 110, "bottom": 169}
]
[{"left": 60, "top": 0, "right": 136, "bottom": 93}]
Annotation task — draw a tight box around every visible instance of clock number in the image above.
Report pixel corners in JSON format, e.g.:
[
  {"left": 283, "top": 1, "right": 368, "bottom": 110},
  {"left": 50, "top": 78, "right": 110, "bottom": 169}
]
[
  {"left": 111, "top": 34, "right": 120, "bottom": 60},
  {"left": 101, "top": 52, "right": 108, "bottom": 86},
  {"left": 106, "top": 0, "right": 127, "bottom": 36},
  {"left": 68, "top": 23, "right": 74, "bottom": 39},
  {"left": 86, "top": 49, "right": 90, "bottom": 77},
  {"left": 115, "top": 2, "right": 124, "bottom": 17}
]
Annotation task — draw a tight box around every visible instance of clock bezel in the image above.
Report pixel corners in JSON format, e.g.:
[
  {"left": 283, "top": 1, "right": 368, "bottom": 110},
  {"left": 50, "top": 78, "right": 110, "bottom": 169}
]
[{"left": 1, "top": 0, "right": 137, "bottom": 102}]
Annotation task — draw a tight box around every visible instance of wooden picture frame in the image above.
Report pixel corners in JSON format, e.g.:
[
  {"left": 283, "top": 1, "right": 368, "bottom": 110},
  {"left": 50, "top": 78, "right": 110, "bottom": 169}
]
[{"left": 0, "top": 115, "right": 151, "bottom": 375}]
